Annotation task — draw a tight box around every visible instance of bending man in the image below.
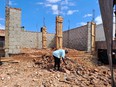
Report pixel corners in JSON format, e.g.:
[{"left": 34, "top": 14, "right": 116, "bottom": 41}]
[{"left": 53, "top": 49, "right": 68, "bottom": 71}]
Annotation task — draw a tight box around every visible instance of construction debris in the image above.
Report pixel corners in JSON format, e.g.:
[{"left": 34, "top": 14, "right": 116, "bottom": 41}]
[{"left": 0, "top": 48, "right": 115, "bottom": 87}]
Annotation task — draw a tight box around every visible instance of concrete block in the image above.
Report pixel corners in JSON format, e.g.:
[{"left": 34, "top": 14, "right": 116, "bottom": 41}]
[{"left": 8, "top": 49, "right": 13, "bottom": 53}]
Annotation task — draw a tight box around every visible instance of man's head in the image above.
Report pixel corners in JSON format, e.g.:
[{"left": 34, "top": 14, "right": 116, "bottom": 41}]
[{"left": 65, "top": 50, "right": 68, "bottom": 54}]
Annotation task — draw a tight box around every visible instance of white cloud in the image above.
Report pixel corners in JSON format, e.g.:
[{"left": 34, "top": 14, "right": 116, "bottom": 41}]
[
  {"left": 0, "top": 18, "right": 4, "bottom": 21},
  {"left": 51, "top": 5, "right": 59, "bottom": 14},
  {"left": 61, "top": 0, "right": 75, "bottom": 6},
  {"left": 36, "top": 0, "right": 76, "bottom": 15},
  {"left": 95, "top": 15, "right": 102, "bottom": 24},
  {"left": 67, "top": 10, "right": 78, "bottom": 15},
  {"left": 9, "top": 1, "right": 12, "bottom": 5},
  {"left": 64, "top": 0, "right": 68, "bottom": 4},
  {"left": 52, "top": 5, "right": 58, "bottom": 10},
  {"left": 36, "top": 2, "right": 44, "bottom": 5},
  {"left": 84, "top": 14, "right": 92, "bottom": 18},
  {"left": 45, "top": 3, "right": 52, "bottom": 7},
  {"left": 61, "top": 6, "right": 68, "bottom": 10},
  {"left": 76, "top": 22, "right": 87, "bottom": 27},
  {"left": 61, "top": 0, "right": 68, "bottom": 5},
  {"left": 9, "top": 0, "right": 17, "bottom": 6},
  {"left": 80, "top": 22, "right": 87, "bottom": 26},
  {"left": 46, "top": 0, "right": 61, "bottom": 3},
  {"left": 68, "top": 2, "right": 75, "bottom": 6},
  {"left": 0, "top": 24, "right": 5, "bottom": 29}
]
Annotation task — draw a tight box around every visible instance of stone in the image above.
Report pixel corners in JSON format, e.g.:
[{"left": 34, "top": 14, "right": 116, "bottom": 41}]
[
  {"left": 94, "top": 68, "right": 99, "bottom": 72},
  {"left": 57, "top": 74, "right": 60, "bottom": 78},
  {"left": 103, "top": 71, "right": 107, "bottom": 74},
  {"left": 64, "top": 69, "right": 70, "bottom": 74}
]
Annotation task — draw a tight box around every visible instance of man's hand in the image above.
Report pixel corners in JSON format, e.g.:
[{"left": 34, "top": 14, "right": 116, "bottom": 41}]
[
  {"left": 64, "top": 63, "right": 67, "bottom": 65},
  {"left": 65, "top": 57, "right": 70, "bottom": 59},
  {"left": 62, "top": 57, "right": 67, "bottom": 65}
]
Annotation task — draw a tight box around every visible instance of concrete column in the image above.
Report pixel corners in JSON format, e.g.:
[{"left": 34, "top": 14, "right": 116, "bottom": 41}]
[
  {"left": 87, "top": 22, "right": 96, "bottom": 53},
  {"left": 5, "top": 7, "right": 21, "bottom": 57},
  {"left": 42, "top": 26, "right": 47, "bottom": 49},
  {"left": 56, "top": 16, "right": 63, "bottom": 49},
  {"left": 91, "top": 22, "right": 96, "bottom": 54},
  {"left": 87, "top": 22, "right": 91, "bottom": 52},
  {"left": 5, "top": 7, "right": 10, "bottom": 57}
]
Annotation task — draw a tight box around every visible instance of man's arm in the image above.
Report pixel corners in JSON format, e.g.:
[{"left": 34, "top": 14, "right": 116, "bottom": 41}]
[{"left": 62, "top": 57, "right": 67, "bottom": 65}]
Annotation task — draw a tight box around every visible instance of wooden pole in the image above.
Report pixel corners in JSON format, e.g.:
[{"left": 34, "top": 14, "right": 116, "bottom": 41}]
[{"left": 99, "top": 0, "right": 115, "bottom": 86}]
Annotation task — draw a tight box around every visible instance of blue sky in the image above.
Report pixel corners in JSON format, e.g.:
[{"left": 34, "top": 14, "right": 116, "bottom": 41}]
[{"left": 0, "top": 0, "right": 102, "bottom": 33}]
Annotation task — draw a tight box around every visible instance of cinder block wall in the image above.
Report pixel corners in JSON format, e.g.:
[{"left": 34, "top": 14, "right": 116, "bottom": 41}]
[
  {"left": 63, "top": 22, "right": 96, "bottom": 52},
  {"left": 5, "top": 7, "right": 55, "bottom": 56},
  {"left": 20, "top": 31, "right": 42, "bottom": 49},
  {"left": 47, "top": 33, "right": 55, "bottom": 48},
  {"left": 96, "top": 24, "right": 105, "bottom": 41},
  {"left": 63, "top": 25, "right": 88, "bottom": 51},
  {"left": 20, "top": 31, "right": 55, "bottom": 49},
  {"left": 5, "top": 7, "right": 96, "bottom": 56}
]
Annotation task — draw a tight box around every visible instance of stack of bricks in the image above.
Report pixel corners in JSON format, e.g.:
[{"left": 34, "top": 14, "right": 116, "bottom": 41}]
[{"left": 56, "top": 16, "right": 63, "bottom": 49}]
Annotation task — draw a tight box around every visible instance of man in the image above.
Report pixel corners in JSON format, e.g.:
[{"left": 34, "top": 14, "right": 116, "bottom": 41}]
[{"left": 53, "top": 49, "right": 68, "bottom": 71}]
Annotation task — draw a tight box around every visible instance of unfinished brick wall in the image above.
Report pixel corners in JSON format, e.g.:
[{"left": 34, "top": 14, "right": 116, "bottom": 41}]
[
  {"left": 63, "top": 22, "right": 96, "bottom": 52},
  {"left": 96, "top": 24, "right": 105, "bottom": 41},
  {"left": 20, "top": 31, "right": 42, "bottom": 49},
  {"left": 47, "top": 33, "right": 55, "bottom": 48},
  {"left": 63, "top": 25, "right": 88, "bottom": 51},
  {"left": 5, "top": 7, "right": 55, "bottom": 56},
  {"left": 5, "top": 7, "right": 97, "bottom": 56},
  {"left": 20, "top": 31, "right": 55, "bottom": 49}
]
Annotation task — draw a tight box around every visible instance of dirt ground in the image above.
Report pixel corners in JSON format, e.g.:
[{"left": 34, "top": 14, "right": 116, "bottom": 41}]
[{"left": 0, "top": 48, "right": 115, "bottom": 87}]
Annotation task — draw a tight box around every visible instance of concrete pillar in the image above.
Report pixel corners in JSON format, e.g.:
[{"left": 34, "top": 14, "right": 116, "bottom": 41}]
[
  {"left": 56, "top": 16, "right": 63, "bottom": 49},
  {"left": 87, "top": 22, "right": 91, "bottom": 52},
  {"left": 87, "top": 22, "right": 96, "bottom": 53},
  {"left": 5, "top": 7, "right": 21, "bottom": 57},
  {"left": 91, "top": 22, "right": 96, "bottom": 54},
  {"left": 42, "top": 26, "right": 47, "bottom": 49},
  {"left": 5, "top": 7, "right": 10, "bottom": 57}
]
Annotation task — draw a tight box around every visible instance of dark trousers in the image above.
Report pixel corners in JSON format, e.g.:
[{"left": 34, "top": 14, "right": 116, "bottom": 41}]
[{"left": 53, "top": 55, "right": 60, "bottom": 70}]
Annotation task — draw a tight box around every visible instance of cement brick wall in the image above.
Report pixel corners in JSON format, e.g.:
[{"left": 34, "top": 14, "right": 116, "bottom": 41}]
[
  {"left": 47, "top": 33, "right": 55, "bottom": 48},
  {"left": 96, "top": 24, "right": 105, "bottom": 41},
  {"left": 20, "top": 31, "right": 42, "bottom": 49},
  {"left": 95, "top": 23, "right": 115, "bottom": 49},
  {"left": 20, "top": 31, "right": 55, "bottom": 49},
  {"left": 5, "top": 7, "right": 55, "bottom": 56},
  {"left": 63, "top": 25, "right": 88, "bottom": 51},
  {"left": 5, "top": 7, "right": 98, "bottom": 56},
  {"left": 96, "top": 23, "right": 115, "bottom": 41}
]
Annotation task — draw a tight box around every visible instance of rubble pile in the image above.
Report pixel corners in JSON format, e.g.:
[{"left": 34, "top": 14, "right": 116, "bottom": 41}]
[{"left": 0, "top": 48, "right": 114, "bottom": 87}]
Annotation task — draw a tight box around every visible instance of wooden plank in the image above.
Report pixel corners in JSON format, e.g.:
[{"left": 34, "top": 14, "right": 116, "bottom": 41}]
[
  {"left": 99, "top": 0, "right": 115, "bottom": 87},
  {"left": 0, "top": 57, "right": 20, "bottom": 62},
  {"left": 1, "top": 57, "right": 13, "bottom": 61}
]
